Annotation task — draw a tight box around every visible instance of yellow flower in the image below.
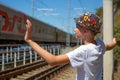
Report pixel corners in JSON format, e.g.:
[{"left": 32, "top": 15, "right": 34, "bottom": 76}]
[
  {"left": 86, "top": 23, "right": 90, "bottom": 26},
  {"left": 83, "top": 16, "right": 89, "bottom": 21}
]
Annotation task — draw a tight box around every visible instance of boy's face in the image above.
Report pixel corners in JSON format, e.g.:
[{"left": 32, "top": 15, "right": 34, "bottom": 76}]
[
  {"left": 74, "top": 25, "right": 83, "bottom": 39},
  {"left": 74, "top": 24, "right": 91, "bottom": 39}
]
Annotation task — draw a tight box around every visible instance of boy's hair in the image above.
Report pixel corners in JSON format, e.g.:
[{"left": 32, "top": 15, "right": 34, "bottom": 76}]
[{"left": 74, "top": 12, "right": 102, "bottom": 33}]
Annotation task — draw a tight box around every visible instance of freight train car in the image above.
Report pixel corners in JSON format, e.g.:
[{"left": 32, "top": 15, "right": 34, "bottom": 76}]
[{"left": 0, "top": 3, "right": 77, "bottom": 45}]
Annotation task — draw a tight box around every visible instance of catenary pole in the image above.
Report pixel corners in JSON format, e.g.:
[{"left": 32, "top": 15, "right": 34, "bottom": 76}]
[
  {"left": 32, "top": 0, "right": 34, "bottom": 16},
  {"left": 103, "top": 0, "right": 113, "bottom": 80},
  {"left": 66, "top": 0, "right": 71, "bottom": 47}
]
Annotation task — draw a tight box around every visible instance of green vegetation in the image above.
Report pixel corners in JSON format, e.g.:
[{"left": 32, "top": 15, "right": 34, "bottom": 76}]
[{"left": 114, "top": 10, "right": 120, "bottom": 60}]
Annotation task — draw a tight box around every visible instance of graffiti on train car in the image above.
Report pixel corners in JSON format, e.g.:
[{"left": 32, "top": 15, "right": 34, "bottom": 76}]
[{"left": 0, "top": 10, "right": 27, "bottom": 34}]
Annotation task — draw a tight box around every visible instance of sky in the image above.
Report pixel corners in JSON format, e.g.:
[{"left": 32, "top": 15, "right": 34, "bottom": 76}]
[{"left": 0, "top": 0, "right": 102, "bottom": 34}]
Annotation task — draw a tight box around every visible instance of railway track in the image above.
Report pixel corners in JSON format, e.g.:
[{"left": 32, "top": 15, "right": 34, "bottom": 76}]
[
  {"left": 0, "top": 45, "right": 76, "bottom": 80},
  {"left": 0, "top": 59, "right": 70, "bottom": 80},
  {"left": 0, "top": 60, "right": 47, "bottom": 80},
  {"left": 12, "top": 64, "right": 68, "bottom": 80}
]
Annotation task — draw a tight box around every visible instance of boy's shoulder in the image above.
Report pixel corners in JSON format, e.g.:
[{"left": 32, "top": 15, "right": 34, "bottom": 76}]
[
  {"left": 95, "top": 38, "right": 103, "bottom": 42},
  {"left": 95, "top": 38, "right": 105, "bottom": 45},
  {"left": 95, "top": 38, "right": 106, "bottom": 51}
]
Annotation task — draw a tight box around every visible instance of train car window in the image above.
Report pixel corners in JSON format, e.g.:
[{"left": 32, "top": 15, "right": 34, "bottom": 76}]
[
  {"left": 63, "top": 35, "right": 66, "bottom": 38},
  {"left": 47, "top": 30, "right": 49, "bottom": 34},
  {"left": 32, "top": 25, "right": 35, "bottom": 33},
  {"left": 47, "top": 30, "right": 51, "bottom": 35},
  {"left": 0, "top": 20, "right": 1, "bottom": 29},
  {"left": 44, "top": 29, "right": 46, "bottom": 34},
  {"left": 17, "top": 21, "right": 22, "bottom": 30},
  {"left": 34, "top": 25, "right": 37, "bottom": 32},
  {"left": 20, "top": 20, "right": 25, "bottom": 29},
  {"left": 36, "top": 25, "right": 41, "bottom": 33},
  {"left": 46, "top": 29, "right": 49, "bottom": 34},
  {"left": 34, "top": 25, "right": 38, "bottom": 33},
  {"left": 36, "top": 27, "right": 39, "bottom": 33},
  {"left": 33, "top": 25, "right": 36, "bottom": 32},
  {"left": 39, "top": 29, "right": 41, "bottom": 33},
  {"left": 9, "top": 19, "right": 14, "bottom": 27},
  {"left": 0, "top": 16, "right": 1, "bottom": 28},
  {"left": 45, "top": 29, "right": 47, "bottom": 34},
  {"left": 42, "top": 28, "right": 44, "bottom": 33},
  {"left": 0, "top": 16, "right": 5, "bottom": 29}
]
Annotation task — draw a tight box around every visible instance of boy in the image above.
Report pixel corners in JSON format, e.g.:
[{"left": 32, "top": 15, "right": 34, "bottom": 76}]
[{"left": 24, "top": 12, "right": 117, "bottom": 80}]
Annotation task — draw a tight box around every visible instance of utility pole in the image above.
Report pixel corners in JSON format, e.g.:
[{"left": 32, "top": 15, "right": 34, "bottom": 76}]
[
  {"left": 103, "top": 0, "right": 113, "bottom": 80},
  {"left": 66, "top": 0, "right": 70, "bottom": 47},
  {"left": 32, "top": 0, "right": 34, "bottom": 16}
]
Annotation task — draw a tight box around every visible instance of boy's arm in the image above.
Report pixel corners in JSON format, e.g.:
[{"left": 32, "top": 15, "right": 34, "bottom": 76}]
[
  {"left": 24, "top": 19, "right": 69, "bottom": 66},
  {"left": 105, "top": 38, "right": 117, "bottom": 51}
]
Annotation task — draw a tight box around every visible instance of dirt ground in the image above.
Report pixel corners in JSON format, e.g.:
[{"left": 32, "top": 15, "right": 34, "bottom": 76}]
[{"left": 114, "top": 60, "right": 120, "bottom": 80}]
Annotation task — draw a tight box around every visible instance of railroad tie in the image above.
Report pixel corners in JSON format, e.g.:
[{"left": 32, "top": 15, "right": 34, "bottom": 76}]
[
  {"left": 51, "top": 65, "right": 76, "bottom": 80},
  {"left": 10, "top": 65, "right": 52, "bottom": 80}
]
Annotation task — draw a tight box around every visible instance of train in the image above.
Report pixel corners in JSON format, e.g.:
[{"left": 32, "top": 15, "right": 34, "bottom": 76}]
[{"left": 0, "top": 3, "right": 77, "bottom": 45}]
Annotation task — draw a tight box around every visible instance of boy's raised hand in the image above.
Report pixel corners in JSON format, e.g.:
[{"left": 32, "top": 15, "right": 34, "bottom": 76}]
[
  {"left": 112, "top": 38, "right": 117, "bottom": 45},
  {"left": 24, "top": 19, "right": 32, "bottom": 42},
  {"left": 106, "top": 37, "right": 117, "bottom": 51}
]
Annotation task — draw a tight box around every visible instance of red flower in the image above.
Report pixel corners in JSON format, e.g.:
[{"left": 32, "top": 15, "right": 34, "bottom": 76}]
[{"left": 90, "top": 18, "right": 96, "bottom": 25}]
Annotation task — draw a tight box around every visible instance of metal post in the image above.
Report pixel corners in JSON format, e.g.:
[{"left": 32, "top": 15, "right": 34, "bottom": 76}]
[
  {"left": 6, "top": 46, "right": 9, "bottom": 63},
  {"left": 53, "top": 48, "right": 56, "bottom": 55},
  {"left": 2, "top": 53, "right": 5, "bottom": 71},
  {"left": 66, "top": 0, "right": 71, "bottom": 47},
  {"left": 57, "top": 48, "right": 60, "bottom": 55},
  {"left": 34, "top": 51, "right": 37, "bottom": 61},
  {"left": 30, "top": 47, "right": 32, "bottom": 63},
  {"left": 23, "top": 49, "right": 26, "bottom": 65},
  {"left": 103, "top": 0, "right": 113, "bottom": 80},
  {"left": 14, "top": 52, "right": 17, "bottom": 68},
  {"left": 10, "top": 46, "right": 13, "bottom": 61},
  {"left": 17, "top": 46, "right": 20, "bottom": 60}
]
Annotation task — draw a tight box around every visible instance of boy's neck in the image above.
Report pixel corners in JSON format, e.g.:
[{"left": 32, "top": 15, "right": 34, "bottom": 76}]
[{"left": 84, "top": 40, "right": 97, "bottom": 45}]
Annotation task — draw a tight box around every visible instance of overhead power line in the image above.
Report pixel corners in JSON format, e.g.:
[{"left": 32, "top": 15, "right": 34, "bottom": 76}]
[{"left": 37, "top": 8, "right": 54, "bottom": 11}]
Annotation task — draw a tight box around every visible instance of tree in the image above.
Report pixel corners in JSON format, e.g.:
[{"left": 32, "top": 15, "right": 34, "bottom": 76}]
[{"left": 113, "top": 0, "right": 120, "bottom": 15}]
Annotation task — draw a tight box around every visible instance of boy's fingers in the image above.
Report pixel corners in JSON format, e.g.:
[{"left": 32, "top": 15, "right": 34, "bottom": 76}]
[
  {"left": 26, "top": 19, "right": 32, "bottom": 27},
  {"left": 113, "top": 38, "right": 117, "bottom": 44}
]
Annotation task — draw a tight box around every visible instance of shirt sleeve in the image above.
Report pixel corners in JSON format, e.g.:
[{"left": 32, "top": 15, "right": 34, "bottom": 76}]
[
  {"left": 96, "top": 38, "right": 106, "bottom": 54},
  {"left": 66, "top": 47, "right": 85, "bottom": 68}
]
